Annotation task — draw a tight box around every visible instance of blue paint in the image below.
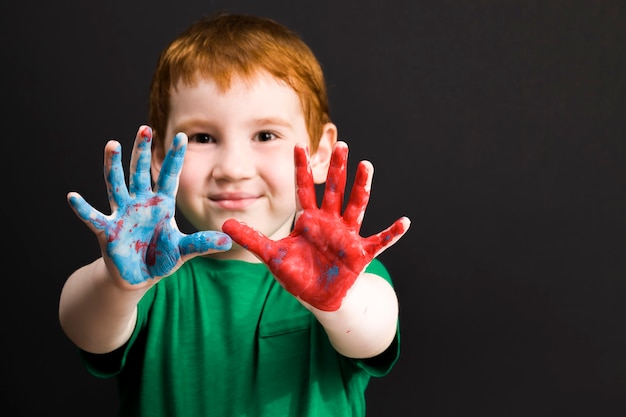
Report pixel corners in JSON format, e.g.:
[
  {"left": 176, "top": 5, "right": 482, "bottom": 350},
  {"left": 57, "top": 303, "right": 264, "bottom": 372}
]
[
  {"left": 180, "top": 232, "right": 232, "bottom": 255},
  {"left": 155, "top": 132, "right": 186, "bottom": 196},
  {"left": 319, "top": 264, "right": 339, "bottom": 288},
  {"left": 70, "top": 131, "right": 231, "bottom": 285},
  {"left": 130, "top": 131, "right": 154, "bottom": 195},
  {"left": 271, "top": 247, "right": 288, "bottom": 265}
]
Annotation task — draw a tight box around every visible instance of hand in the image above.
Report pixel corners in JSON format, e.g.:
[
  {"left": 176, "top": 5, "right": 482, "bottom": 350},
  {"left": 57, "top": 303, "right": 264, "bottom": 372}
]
[
  {"left": 67, "top": 126, "right": 232, "bottom": 287},
  {"left": 223, "top": 141, "right": 410, "bottom": 311}
]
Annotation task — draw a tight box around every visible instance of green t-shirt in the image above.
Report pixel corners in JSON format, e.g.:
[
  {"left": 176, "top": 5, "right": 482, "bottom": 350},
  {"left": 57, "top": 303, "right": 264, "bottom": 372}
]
[{"left": 81, "top": 257, "right": 400, "bottom": 417}]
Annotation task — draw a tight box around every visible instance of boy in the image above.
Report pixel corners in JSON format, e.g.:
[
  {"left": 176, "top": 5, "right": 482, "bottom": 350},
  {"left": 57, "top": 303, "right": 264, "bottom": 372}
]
[{"left": 59, "top": 12, "right": 410, "bottom": 417}]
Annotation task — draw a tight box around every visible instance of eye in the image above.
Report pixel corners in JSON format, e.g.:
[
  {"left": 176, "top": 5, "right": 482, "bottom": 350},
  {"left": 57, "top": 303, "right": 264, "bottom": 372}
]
[
  {"left": 256, "top": 131, "right": 277, "bottom": 142},
  {"left": 188, "top": 133, "right": 215, "bottom": 144}
]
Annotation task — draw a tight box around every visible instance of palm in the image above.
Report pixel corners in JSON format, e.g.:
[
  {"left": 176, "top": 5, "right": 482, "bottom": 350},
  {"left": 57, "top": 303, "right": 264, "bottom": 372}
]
[
  {"left": 223, "top": 141, "right": 409, "bottom": 311},
  {"left": 68, "top": 127, "right": 231, "bottom": 286}
]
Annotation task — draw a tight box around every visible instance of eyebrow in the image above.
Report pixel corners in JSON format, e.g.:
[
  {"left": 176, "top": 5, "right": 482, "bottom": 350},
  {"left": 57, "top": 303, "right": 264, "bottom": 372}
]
[
  {"left": 252, "top": 117, "right": 293, "bottom": 129},
  {"left": 173, "top": 118, "right": 214, "bottom": 133},
  {"left": 173, "top": 116, "right": 294, "bottom": 134}
]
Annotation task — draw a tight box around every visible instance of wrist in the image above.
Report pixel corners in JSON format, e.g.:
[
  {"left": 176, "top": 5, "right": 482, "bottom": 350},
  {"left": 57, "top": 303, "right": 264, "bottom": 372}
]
[{"left": 303, "top": 272, "right": 399, "bottom": 358}]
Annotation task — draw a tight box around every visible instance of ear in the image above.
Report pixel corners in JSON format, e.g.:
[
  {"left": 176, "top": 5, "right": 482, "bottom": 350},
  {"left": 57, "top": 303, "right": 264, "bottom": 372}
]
[{"left": 310, "top": 122, "right": 337, "bottom": 184}]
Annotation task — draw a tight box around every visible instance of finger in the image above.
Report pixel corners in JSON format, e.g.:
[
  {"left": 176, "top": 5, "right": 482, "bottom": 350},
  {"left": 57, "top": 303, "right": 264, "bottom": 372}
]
[
  {"left": 103, "top": 140, "right": 129, "bottom": 211},
  {"left": 179, "top": 231, "right": 233, "bottom": 257},
  {"left": 342, "top": 160, "right": 372, "bottom": 230},
  {"left": 362, "top": 216, "right": 411, "bottom": 258},
  {"left": 320, "top": 141, "right": 348, "bottom": 215},
  {"left": 67, "top": 192, "right": 109, "bottom": 233},
  {"left": 155, "top": 132, "right": 187, "bottom": 196},
  {"left": 128, "top": 126, "right": 154, "bottom": 196},
  {"left": 294, "top": 144, "right": 317, "bottom": 210},
  {"left": 222, "top": 219, "right": 275, "bottom": 264}
]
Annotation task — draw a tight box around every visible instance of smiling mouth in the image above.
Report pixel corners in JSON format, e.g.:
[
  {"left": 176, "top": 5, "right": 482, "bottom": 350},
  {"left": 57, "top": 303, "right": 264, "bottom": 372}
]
[{"left": 210, "top": 194, "right": 258, "bottom": 210}]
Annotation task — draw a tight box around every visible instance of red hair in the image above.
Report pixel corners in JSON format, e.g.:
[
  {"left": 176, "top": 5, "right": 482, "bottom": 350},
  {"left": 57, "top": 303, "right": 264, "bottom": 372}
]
[{"left": 149, "top": 12, "right": 331, "bottom": 153}]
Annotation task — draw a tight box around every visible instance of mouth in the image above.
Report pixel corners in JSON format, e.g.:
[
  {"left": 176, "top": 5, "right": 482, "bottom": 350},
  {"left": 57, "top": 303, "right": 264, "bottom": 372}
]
[{"left": 210, "top": 192, "right": 259, "bottom": 210}]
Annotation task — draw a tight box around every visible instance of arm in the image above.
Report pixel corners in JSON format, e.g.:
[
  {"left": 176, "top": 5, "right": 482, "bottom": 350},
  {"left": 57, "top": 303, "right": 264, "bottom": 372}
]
[
  {"left": 304, "top": 271, "right": 399, "bottom": 358},
  {"left": 223, "top": 141, "right": 409, "bottom": 358},
  {"left": 59, "top": 126, "right": 231, "bottom": 354},
  {"left": 59, "top": 258, "right": 145, "bottom": 354}
]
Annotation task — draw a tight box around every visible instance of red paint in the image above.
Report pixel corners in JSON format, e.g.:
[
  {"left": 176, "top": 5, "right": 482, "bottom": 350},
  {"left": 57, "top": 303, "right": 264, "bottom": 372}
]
[
  {"left": 146, "top": 223, "right": 163, "bottom": 266},
  {"left": 140, "top": 126, "right": 152, "bottom": 140},
  {"left": 107, "top": 219, "right": 124, "bottom": 242},
  {"left": 143, "top": 196, "right": 163, "bottom": 207},
  {"left": 217, "top": 236, "right": 231, "bottom": 246},
  {"left": 222, "top": 143, "right": 408, "bottom": 311},
  {"left": 135, "top": 240, "right": 148, "bottom": 253}
]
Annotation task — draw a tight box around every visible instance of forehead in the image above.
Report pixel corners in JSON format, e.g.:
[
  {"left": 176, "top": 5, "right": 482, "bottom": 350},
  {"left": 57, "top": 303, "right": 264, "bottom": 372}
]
[
  {"left": 169, "top": 71, "right": 303, "bottom": 114},
  {"left": 166, "top": 70, "right": 307, "bottom": 134}
]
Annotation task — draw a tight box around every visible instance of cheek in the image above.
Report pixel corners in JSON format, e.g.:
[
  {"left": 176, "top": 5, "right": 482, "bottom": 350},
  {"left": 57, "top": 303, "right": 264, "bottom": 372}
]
[
  {"left": 177, "top": 159, "right": 205, "bottom": 193},
  {"left": 264, "top": 157, "right": 296, "bottom": 189},
  {"left": 267, "top": 166, "right": 299, "bottom": 211},
  {"left": 177, "top": 171, "right": 192, "bottom": 193}
]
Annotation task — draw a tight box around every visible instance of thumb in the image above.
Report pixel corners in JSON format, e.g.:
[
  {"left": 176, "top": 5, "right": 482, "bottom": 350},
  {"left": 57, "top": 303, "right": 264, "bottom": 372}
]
[
  {"left": 222, "top": 219, "right": 274, "bottom": 263},
  {"left": 179, "top": 230, "right": 232, "bottom": 257}
]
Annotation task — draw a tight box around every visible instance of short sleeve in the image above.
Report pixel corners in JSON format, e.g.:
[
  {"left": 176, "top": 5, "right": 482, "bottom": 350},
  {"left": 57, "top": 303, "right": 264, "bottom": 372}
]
[{"left": 79, "top": 285, "right": 157, "bottom": 378}]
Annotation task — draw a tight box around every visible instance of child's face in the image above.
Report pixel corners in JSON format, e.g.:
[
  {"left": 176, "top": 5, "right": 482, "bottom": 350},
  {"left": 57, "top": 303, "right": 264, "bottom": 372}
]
[{"left": 157, "top": 71, "right": 320, "bottom": 258}]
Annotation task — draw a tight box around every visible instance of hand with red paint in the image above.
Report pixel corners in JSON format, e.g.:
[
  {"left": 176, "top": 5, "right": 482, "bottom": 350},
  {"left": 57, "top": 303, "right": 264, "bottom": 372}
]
[
  {"left": 222, "top": 141, "right": 410, "bottom": 311},
  {"left": 67, "top": 126, "right": 232, "bottom": 288}
]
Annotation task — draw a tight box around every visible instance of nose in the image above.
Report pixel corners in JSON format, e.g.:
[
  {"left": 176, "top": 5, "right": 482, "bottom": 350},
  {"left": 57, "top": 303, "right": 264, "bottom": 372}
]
[{"left": 211, "top": 142, "right": 255, "bottom": 181}]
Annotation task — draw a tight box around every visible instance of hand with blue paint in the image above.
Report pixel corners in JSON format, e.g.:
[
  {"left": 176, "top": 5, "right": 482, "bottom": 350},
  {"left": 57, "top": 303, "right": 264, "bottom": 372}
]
[
  {"left": 223, "top": 141, "right": 410, "bottom": 311},
  {"left": 67, "top": 126, "right": 232, "bottom": 288}
]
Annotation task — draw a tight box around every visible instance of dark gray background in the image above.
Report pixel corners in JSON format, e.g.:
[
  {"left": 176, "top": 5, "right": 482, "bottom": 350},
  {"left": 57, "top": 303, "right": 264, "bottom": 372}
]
[{"left": 2, "top": 0, "right": 625, "bottom": 416}]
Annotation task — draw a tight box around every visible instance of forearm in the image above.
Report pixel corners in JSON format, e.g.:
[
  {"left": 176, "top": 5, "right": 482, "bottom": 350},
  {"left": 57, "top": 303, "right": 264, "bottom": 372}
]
[
  {"left": 305, "top": 272, "right": 399, "bottom": 359},
  {"left": 59, "top": 258, "right": 148, "bottom": 354}
]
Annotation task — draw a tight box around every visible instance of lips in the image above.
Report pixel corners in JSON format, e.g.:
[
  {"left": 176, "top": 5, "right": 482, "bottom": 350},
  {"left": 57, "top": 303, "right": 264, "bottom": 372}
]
[{"left": 209, "top": 192, "right": 259, "bottom": 210}]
